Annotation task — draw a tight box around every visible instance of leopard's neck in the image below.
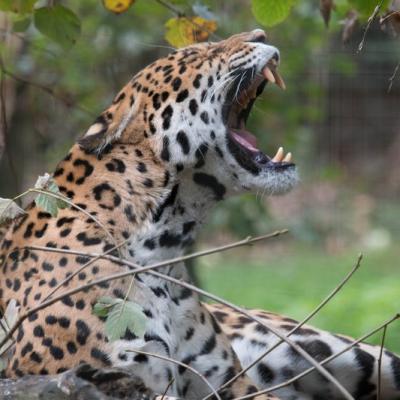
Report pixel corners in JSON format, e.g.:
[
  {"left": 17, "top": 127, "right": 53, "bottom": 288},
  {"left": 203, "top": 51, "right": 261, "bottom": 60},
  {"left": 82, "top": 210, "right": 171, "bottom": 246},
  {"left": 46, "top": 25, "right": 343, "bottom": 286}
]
[
  {"left": 128, "top": 167, "right": 216, "bottom": 265},
  {"left": 54, "top": 143, "right": 222, "bottom": 275}
]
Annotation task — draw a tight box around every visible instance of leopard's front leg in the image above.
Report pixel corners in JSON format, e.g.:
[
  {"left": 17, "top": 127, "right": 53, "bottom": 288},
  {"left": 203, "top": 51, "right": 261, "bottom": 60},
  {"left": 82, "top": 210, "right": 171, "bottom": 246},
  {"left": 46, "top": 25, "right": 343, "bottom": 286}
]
[
  {"left": 109, "top": 274, "right": 278, "bottom": 400},
  {"left": 173, "top": 305, "right": 280, "bottom": 400}
]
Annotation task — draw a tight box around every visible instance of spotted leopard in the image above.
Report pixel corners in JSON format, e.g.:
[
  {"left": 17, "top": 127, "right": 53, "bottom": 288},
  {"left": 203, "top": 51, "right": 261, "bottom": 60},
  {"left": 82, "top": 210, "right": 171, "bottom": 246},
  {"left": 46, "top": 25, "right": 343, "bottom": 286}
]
[{"left": 0, "top": 30, "right": 399, "bottom": 400}]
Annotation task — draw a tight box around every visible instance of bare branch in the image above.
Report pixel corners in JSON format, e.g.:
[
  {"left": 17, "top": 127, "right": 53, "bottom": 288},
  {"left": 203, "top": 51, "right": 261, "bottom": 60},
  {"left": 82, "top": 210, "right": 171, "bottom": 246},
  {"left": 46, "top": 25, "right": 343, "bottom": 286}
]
[
  {"left": 358, "top": 0, "right": 384, "bottom": 52},
  {"left": 153, "top": 0, "right": 221, "bottom": 40},
  {"left": 127, "top": 349, "right": 222, "bottom": 400},
  {"left": 42, "top": 238, "right": 130, "bottom": 302},
  {"left": 29, "top": 188, "right": 119, "bottom": 252},
  {"left": 377, "top": 325, "right": 388, "bottom": 400},
  {"left": 388, "top": 61, "right": 400, "bottom": 92},
  {"left": 212, "top": 254, "right": 363, "bottom": 397},
  {"left": 232, "top": 314, "right": 400, "bottom": 400},
  {"left": 380, "top": 10, "right": 400, "bottom": 23},
  {"left": 0, "top": 57, "right": 7, "bottom": 163},
  {"left": 1, "top": 229, "right": 287, "bottom": 353},
  {"left": 13, "top": 237, "right": 354, "bottom": 399},
  {"left": 2, "top": 67, "right": 94, "bottom": 116},
  {"left": 0, "top": 57, "right": 19, "bottom": 192},
  {"left": 29, "top": 229, "right": 288, "bottom": 278},
  {"left": 161, "top": 378, "right": 175, "bottom": 400}
]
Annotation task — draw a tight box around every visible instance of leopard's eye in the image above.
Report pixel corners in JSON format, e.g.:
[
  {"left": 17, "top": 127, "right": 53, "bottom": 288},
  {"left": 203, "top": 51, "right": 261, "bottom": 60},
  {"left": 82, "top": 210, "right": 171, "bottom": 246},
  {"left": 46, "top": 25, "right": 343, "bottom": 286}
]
[{"left": 246, "top": 34, "right": 266, "bottom": 44}]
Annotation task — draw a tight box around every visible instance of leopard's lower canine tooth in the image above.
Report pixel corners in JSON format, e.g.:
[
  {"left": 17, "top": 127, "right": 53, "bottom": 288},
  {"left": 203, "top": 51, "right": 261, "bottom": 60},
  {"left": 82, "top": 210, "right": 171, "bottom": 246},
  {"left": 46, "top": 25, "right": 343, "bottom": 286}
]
[
  {"left": 283, "top": 152, "right": 292, "bottom": 162},
  {"left": 272, "top": 147, "right": 284, "bottom": 162},
  {"left": 262, "top": 66, "right": 276, "bottom": 83}
]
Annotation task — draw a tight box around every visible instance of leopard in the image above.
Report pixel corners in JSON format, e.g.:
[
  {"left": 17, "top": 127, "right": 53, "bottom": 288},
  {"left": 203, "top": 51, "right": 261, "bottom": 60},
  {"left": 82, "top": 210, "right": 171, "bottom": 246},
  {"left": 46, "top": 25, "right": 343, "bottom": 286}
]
[{"left": 0, "top": 29, "right": 399, "bottom": 400}]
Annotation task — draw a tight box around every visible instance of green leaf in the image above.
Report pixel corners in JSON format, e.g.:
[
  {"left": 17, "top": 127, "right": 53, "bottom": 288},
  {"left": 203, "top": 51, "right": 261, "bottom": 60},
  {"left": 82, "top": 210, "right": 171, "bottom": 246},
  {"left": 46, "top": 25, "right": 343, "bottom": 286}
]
[
  {"left": 33, "top": 5, "right": 81, "bottom": 49},
  {"left": 0, "top": 197, "right": 26, "bottom": 224},
  {"left": 93, "top": 297, "right": 148, "bottom": 341},
  {"left": 348, "top": 0, "right": 390, "bottom": 17},
  {"left": 0, "top": 0, "right": 37, "bottom": 14},
  {"left": 104, "top": 300, "right": 147, "bottom": 342},
  {"left": 92, "top": 296, "right": 120, "bottom": 317},
  {"left": 251, "top": 0, "right": 297, "bottom": 27},
  {"left": 12, "top": 14, "right": 31, "bottom": 32},
  {"left": 34, "top": 173, "right": 69, "bottom": 217}
]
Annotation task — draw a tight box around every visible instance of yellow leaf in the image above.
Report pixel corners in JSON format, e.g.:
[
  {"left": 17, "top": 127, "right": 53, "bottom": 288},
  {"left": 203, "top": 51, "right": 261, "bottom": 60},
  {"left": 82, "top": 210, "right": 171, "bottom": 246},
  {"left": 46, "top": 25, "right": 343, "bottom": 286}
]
[
  {"left": 165, "top": 16, "right": 217, "bottom": 48},
  {"left": 102, "top": 0, "right": 135, "bottom": 14}
]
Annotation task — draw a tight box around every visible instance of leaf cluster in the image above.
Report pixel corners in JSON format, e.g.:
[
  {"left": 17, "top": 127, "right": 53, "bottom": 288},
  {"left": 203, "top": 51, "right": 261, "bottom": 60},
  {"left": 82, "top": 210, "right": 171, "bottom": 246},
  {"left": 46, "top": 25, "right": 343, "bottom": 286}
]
[
  {"left": 0, "top": 173, "right": 69, "bottom": 227},
  {"left": 1, "top": 0, "right": 398, "bottom": 53},
  {"left": 93, "top": 296, "right": 147, "bottom": 342},
  {"left": 34, "top": 173, "right": 69, "bottom": 217},
  {"left": 1, "top": 0, "right": 398, "bottom": 50},
  {"left": 0, "top": 1, "right": 80, "bottom": 49}
]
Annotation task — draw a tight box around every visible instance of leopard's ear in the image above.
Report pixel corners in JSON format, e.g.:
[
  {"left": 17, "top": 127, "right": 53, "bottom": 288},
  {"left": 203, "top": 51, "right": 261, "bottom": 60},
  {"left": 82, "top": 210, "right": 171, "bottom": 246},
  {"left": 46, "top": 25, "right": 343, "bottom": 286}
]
[
  {"left": 78, "top": 90, "right": 137, "bottom": 154},
  {"left": 78, "top": 114, "right": 110, "bottom": 153}
]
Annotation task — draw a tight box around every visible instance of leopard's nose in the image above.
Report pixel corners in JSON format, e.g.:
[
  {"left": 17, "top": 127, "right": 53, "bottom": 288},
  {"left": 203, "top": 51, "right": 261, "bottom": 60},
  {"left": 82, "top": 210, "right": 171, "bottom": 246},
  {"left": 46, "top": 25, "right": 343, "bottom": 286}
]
[{"left": 272, "top": 51, "right": 280, "bottom": 63}]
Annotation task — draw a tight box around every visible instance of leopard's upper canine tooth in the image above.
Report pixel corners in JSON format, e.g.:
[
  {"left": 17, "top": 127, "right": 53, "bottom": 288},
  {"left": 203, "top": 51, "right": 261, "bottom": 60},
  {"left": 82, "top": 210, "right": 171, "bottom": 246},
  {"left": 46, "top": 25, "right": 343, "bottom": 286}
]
[
  {"left": 262, "top": 66, "right": 276, "bottom": 83},
  {"left": 283, "top": 152, "right": 292, "bottom": 162},
  {"left": 273, "top": 69, "right": 286, "bottom": 90},
  {"left": 272, "top": 147, "right": 284, "bottom": 162}
]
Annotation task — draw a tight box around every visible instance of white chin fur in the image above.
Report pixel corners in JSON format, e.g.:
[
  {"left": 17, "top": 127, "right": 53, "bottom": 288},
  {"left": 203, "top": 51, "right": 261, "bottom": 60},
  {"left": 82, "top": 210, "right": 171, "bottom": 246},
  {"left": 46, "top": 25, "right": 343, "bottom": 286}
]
[{"left": 253, "top": 167, "right": 299, "bottom": 196}]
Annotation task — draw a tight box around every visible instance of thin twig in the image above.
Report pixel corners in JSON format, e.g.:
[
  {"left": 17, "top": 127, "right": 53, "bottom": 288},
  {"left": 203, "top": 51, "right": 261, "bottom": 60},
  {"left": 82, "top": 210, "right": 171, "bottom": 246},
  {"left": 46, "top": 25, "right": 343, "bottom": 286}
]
[
  {"left": 2, "top": 68, "right": 94, "bottom": 116},
  {"left": 161, "top": 377, "right": 175, "bottom": 400},
  {"left": 232, "top": 314, "right": 400, "bottom": 400},
  {"left": 29, "top": 229, "right": 288, "bottom": 268},
  {"left": 2, "top": 229, "right": 287, "bottom": 353},
  {"left": 0, "top": 57, "right": 19, "bottom": 193},
  {"left": 155, "top": 0, "right": 184, "bottom": 17},
  {"left": 388, "top": 61, "right": 400, "bottom": 92},
  {"left": 358, "top": 0, "right": 384, "bottom": 52},
  {"left": 11, "top": 241, "right": 353, "bottom": 399},
  {"left": 0, "top": 187, "right": 121, "bottom": 271},
  {"left": 0, "top": 30, "right": 58, "bottom": 58},
  {"left": 127, "top": 349, "right": 222, "bottom": 400},
  {"left": 380, "top": 10, "right": 400, "bottom": 23},
  {"left": 42, "top": 238, "right": 130, "bottom": 301},
  {"left": 0, "top": 57, "right": 7, "bottom": 163},
  {"left": 377, "top": 325, "right": 387, "bottom": 400},
  {"left": 211, "top": 253, "right": 363, "bottom": 397},
  {"left": 29, "top": 188, "right": 119, "bottom": 252},
  {"left": 154, "top": 0, "right": 221, "bottom": 40}
]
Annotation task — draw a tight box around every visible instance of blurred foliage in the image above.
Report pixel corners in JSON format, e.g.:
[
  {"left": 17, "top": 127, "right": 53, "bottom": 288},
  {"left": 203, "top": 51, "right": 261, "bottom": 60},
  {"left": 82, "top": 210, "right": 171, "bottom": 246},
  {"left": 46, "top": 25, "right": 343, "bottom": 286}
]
[{"left": 0, "top": 0, "right": 398, "bottom": 46}]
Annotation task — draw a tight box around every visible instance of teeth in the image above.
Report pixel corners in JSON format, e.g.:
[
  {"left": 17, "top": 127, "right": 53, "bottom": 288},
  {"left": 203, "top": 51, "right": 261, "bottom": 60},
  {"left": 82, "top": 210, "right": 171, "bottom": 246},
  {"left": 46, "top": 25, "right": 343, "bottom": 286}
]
[
  {"left": 272, "top": 147, "right": 293, "bottom": 163},
  {"left": 272, "top": 70, "right": 286, "bottom": 90},
  {"left": 262, "top": 66, "right": 276, "bottom": 84},
  {"left": 262, "top": 65, "right": 286, "bottom": 90},
  {"left": 272, "top": 147, "right": 284, "bottom": 162},
  {"left": 283, "top": 152, "right": 292, "bottom": 162}
]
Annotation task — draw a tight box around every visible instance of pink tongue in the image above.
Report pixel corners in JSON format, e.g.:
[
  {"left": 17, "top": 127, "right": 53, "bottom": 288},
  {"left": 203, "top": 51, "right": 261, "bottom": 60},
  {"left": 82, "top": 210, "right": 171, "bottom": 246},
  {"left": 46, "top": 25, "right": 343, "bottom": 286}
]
[{"left": 231, "top": 129, "right": 259, "bottom": 152}]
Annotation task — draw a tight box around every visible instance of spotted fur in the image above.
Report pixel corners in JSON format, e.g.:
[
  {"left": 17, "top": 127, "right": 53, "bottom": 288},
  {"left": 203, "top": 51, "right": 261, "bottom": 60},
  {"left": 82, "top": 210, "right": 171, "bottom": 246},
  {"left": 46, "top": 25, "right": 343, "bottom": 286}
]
[{"left": 0, "top": 30, "right": 399, "bottom": 400}]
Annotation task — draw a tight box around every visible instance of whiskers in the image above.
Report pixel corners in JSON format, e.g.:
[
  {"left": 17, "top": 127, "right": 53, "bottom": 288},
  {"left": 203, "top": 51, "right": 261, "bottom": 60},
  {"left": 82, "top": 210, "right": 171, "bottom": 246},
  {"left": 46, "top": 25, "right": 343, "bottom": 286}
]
[{"left": 204, "top": 69, "right": 238, "bottom": 104}]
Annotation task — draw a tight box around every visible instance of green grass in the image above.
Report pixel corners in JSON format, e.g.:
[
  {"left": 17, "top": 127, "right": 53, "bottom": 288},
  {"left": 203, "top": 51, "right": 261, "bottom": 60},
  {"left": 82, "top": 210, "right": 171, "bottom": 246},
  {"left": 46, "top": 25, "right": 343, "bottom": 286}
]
[{"left": 196, "top": 244, "right": 400, "bottom": 353}]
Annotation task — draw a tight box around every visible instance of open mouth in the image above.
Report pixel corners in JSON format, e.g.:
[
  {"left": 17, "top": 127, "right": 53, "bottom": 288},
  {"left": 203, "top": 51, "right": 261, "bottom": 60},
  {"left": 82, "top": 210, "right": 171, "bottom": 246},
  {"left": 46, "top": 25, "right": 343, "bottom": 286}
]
[{"left": 223, "top": 59, "right": 294, "bottom": 172}]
